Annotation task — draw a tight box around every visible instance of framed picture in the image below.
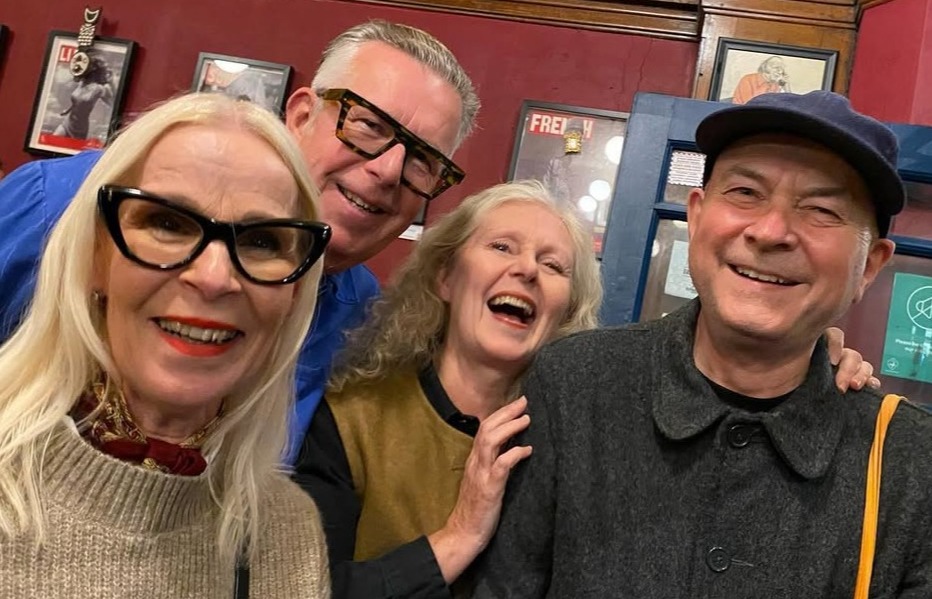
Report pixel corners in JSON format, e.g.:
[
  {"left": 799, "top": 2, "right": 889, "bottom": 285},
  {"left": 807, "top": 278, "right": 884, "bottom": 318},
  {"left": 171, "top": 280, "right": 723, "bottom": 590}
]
[
  {"left": 508, "top": 100, "right": 628, "bottom": 255},
  {"left": 191, "top": 53, "right": 292, "bottom": 114},
  {"left": 0, "top": 25, "right": 8, "bottom": 62},
  {"left": 25, "top": 31, "right": 135, "bottom": 156},
  {"left": 708, "top": 38, "right": 837, "bottom": 104}
]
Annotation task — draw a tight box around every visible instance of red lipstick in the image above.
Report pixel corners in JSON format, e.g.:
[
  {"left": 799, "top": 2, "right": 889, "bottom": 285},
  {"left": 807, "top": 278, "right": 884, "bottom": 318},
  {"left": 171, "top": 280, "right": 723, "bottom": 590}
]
[{"left": 154, "top": 316, "right": 242, "bottom": 357}]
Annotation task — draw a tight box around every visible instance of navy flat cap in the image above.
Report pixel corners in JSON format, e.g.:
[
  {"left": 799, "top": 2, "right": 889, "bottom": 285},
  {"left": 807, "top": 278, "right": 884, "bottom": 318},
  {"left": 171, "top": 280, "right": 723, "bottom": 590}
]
[{"left": 696, "top": 91, "right": 905, "bottom": 237}]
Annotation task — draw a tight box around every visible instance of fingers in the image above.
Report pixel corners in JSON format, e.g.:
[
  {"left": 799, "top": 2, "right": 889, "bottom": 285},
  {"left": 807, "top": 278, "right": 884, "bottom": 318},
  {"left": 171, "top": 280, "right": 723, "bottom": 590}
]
[
  {"left": 834, "top": 347, "right": 879, "bottom": 392},
  {"left": 482, "top": 395, "right": 528, "bottom": 428},
  {"left": 473, "top": 396, "right": 528, "bottom": 458},
  {"left": 474, "top": 415, "right": 530, "bottom": 471},
  {"left": 493, "top": 444, "right": 533, "bottom": 475},
  {"left": 825, "top": 326, "right": 845, "bottom": 365},
  {"left": 845, "top": 359, "right": 876, "bottom": 391},
  {"left": 834, "top": 347, "right": 865, "bottom": 392}
]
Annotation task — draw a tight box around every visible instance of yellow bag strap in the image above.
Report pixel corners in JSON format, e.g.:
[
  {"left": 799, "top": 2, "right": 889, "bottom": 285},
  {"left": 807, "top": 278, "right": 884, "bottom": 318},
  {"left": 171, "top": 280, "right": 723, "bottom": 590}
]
[{"left": 853, "top": 393, "right": 904, "bottom": 599}]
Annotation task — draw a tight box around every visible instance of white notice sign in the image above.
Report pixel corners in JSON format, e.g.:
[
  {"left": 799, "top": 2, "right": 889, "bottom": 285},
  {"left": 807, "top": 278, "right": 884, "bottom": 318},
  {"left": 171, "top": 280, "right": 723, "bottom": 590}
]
[
  {"left": 664, "top": 239, "right": 697, "bottom": 299},
  {"left": 667, "top": 150, "right": 706, "bottom": 188}
]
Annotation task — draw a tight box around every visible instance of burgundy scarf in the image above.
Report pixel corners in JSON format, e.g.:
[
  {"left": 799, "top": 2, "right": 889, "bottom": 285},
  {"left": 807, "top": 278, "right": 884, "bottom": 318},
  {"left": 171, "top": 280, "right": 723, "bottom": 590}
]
[{"left": 71, "top": 380, "right": 221, "bottom": 476}]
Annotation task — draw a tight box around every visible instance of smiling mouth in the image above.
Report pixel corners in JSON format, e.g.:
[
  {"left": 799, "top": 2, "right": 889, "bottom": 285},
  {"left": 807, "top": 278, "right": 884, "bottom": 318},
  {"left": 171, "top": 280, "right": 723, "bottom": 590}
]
[
  {"left": 731, "top": 265, "right": 797, "bottom": 286},
  {"left": 488, "top": 295, "right": 537, "bottom": 325},
  {"left": 155, "top": 318, "right": 242, "bottom": 345},
  {"left": 338, "top": 185, "right": 384, "bottom": 215}
]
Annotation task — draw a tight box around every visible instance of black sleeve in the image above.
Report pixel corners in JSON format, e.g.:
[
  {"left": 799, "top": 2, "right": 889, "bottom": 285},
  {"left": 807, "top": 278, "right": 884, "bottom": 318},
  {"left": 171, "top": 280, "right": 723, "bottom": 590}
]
[
  {"left": 292, "top": 399, "right": 359, "bottom": 562},
  {"left": 472, "top": 361, "right": 556, "bottom": 598},
  {"left": 292, "top": 401, "right": 451, "bottom": 599}
]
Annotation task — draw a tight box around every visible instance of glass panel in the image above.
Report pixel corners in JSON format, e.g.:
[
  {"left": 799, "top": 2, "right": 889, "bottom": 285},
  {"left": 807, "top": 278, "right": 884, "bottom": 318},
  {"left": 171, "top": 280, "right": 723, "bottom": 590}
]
[
  {"left": 662, "top": 150, "right": 705, "bottom": 205},
  {"left": 638, "top": 219, "right": 693, "bottom": 322},
  {"left": 834, "top": 254, "right": 932, "bottom": 407},
  {"left": 889, "top": 180, "right": 932, "bottom": 241}
]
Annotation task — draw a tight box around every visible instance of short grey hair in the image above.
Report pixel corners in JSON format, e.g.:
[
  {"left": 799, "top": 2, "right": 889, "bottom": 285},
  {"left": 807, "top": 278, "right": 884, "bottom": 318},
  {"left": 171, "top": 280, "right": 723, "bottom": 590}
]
[{"left": 311, "top": 19, "right": 479, "bottom": 149}]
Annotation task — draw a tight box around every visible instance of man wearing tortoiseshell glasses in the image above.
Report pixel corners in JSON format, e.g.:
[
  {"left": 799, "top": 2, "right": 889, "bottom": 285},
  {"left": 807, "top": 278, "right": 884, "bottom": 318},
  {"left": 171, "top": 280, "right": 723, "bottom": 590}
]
[{"left": 0, "top": 20, "right": 476, "bottom": 595}]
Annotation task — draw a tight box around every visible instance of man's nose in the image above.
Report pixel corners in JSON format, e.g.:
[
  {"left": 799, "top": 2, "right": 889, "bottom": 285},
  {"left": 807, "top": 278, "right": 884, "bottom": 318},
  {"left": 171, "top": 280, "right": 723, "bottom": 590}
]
[
  {"left": 743, "top": 204, "right": 799, "bottom": 250},
  {"left": 363, "top": 143, "right": 406, "bottom": 187}
]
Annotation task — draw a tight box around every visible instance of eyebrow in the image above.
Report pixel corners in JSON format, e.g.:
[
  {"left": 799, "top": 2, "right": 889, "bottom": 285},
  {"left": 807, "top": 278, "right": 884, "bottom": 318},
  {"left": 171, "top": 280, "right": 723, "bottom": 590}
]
[
  {"left": 142, "top": 189, "right": 294, "bottom": 222},
  {"left": 717, "top": 167, "right": 853, "bottom": 200},
  {"left": 484, "top": 229, "right": 573, "bottom": 259},
  {"left": 717, "top": 165, "right": 768, "bottom": 185},
  {"left": 797, "top": 186, "right": 852, "bottom": 201},
  {"left": 349, "top": 91, "right": 449, "bottom": 156}
]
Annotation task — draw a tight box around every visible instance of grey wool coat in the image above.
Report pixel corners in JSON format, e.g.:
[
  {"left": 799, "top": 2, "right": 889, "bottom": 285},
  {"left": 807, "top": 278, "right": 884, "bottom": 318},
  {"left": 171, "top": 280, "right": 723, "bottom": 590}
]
[{"left": 472, "top": 301, "right": 932, "bottom": 599}]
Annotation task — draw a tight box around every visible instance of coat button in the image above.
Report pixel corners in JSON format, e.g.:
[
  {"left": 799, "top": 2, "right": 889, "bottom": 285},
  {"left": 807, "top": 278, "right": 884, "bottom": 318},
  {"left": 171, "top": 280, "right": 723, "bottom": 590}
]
[
  {"left": 727, "top": 424, "right": 754, "bottom": 448},
  {"left": 707, "top": 547, "right": 730, "bottom": 572}
]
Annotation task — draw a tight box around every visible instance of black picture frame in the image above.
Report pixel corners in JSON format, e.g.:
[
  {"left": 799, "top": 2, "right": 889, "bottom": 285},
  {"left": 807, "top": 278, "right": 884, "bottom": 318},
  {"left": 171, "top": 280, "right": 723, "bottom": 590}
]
[
  {"left": 507, "top": 100, "right": 628, "bottom": 256},
  {"left": 25, "top": 31, "right": 135, "bottom": 157},
  {"left": 191, "top": 52, "right": 292, "bottom": 115},
  {"left": 0, "top": 25, "right": 8, "bottom": 63},
  {"left": 707, "top": 38, "right": 838, "bottom": 104}
]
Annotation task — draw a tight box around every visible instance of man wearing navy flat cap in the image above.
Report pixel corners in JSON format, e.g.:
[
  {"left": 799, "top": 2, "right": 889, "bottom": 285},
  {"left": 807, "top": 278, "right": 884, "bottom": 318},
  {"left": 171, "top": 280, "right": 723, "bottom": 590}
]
[{"left": 473, "top": 91, "right": 932, "bottom": 598}]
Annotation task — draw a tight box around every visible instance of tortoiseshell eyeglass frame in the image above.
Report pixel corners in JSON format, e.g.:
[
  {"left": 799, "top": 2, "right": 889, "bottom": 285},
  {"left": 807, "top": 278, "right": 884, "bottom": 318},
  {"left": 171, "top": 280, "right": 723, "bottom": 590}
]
[{"left": 318, "top": 88, "right": 465, "bottom": 200}]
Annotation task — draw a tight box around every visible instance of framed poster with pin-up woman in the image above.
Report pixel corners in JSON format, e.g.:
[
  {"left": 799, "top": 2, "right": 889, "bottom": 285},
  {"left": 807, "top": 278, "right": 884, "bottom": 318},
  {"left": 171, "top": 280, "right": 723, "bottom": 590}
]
[{"left": 25, "top": 31, "right": 135, "bottom": 156}]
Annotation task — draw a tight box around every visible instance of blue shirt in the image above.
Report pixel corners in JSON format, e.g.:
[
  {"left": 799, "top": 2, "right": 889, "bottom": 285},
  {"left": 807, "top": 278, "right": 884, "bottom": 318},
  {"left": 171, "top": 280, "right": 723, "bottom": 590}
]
[{"left": 0, "top": 151, "right": 379, "bottom": 465}]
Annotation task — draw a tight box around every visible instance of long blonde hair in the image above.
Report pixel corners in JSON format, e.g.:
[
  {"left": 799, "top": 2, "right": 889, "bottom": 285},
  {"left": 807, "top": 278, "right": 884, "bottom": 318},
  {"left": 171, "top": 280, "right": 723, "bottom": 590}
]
[
  {"left": 329, "top": 179, "right": 602, "bottom": 394},
  {"left": 0, "top": 93, "right": 323, "bottom": 568}
]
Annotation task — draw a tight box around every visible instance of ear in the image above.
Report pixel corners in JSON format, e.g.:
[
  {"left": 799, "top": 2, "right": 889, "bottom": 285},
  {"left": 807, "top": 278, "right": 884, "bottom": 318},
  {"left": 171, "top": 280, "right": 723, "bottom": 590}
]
[
  {"left": 686, "top": 187, "right": 706, "bottom": 241},
  {"left": 284, "top": 87, "right": 318, "bottom": 137},
  {"left": 853, "top": 237, "right": 895, "bottom": 303},
  {"left": 91, "top": 227, "right": 112, "bottom": 296},
  {"left": 436, "top": 264, "right": 452, "bottom": 303}
]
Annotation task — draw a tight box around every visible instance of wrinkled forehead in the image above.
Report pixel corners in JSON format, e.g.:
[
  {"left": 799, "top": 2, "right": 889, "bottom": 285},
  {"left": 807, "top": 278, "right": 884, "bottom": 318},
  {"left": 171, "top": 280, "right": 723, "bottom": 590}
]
[
  {"left": 711, "top": 133, "right": 878, "bottom": 220},
  {"left": 714, "top": 133, "right": 862, "bottom": 185},
  {"left": 134, "top": 124, "right": 302, "bottom": 219}
]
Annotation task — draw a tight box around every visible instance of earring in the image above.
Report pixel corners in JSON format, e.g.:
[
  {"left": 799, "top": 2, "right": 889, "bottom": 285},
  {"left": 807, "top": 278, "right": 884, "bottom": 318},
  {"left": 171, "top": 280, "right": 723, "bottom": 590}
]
[{"left": 91, "top": 290, "right": 107, "bottom": 306}]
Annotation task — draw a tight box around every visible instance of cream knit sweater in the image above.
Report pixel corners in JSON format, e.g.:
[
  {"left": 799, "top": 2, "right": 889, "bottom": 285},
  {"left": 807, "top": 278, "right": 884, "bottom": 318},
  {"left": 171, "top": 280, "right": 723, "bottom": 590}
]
[{"left": 0, "top": 421, "right": 330, "bottom": 598}]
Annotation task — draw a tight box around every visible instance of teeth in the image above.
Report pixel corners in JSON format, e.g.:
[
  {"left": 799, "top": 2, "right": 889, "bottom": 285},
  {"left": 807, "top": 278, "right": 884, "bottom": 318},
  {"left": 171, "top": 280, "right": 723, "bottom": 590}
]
[
  {"left": 489, "top": 295, "right": 535, "bottom": 317},
  {"left": 735, "top": 267, "right": 791, "bottom": 285},
  {"left": 340, "top": 186, "right": 381, "bottom": 214},
  {"left": 156, "top": 319, "right": 238, "bottom": 345}
]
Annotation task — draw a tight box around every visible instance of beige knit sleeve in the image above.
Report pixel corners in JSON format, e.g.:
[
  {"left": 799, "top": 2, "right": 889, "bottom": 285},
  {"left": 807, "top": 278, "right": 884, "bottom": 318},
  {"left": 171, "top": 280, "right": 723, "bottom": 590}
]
[{"left": 253, "top": 475, "right": 331, "bottom": 599}]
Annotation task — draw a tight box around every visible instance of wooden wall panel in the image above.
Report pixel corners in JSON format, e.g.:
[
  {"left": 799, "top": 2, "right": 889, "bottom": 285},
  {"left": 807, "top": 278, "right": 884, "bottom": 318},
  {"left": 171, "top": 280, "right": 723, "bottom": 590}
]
[
  {"left": 693, "top": 2, "right": 858, "bottom": 100},
  {"left": 352, "top": 0, "right": 702, "bottom": 39},
  {"left": 352, "top": 0, "right": 902, "bottom": 106}
]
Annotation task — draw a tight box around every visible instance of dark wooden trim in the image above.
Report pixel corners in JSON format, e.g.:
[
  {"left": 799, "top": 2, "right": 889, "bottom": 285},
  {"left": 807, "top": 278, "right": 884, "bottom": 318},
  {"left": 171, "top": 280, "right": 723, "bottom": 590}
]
[
  {"left": 349, "top": 0, "right": 702, "bottom": 40},
  {"left": 700, "top": 0, "right": 858, "bottom": 26},
  {"left": 858, "top": 0, "right": 896, "bottom": 9},
  {"left": 856, "top": 0, "right": 898, "bottom": 23},
  {"left": 700, "top": 7, "right": 858, "bottom": 30}
]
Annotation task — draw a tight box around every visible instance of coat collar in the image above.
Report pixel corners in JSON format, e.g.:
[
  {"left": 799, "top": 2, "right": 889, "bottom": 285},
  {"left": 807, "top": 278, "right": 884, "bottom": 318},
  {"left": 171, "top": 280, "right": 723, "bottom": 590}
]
[{"left": 650, "top": 300, "right": 845, "bottom": 480}]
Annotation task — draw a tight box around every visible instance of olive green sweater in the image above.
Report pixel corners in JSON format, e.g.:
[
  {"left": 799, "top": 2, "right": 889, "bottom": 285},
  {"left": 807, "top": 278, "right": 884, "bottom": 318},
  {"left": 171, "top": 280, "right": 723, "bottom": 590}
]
[
  {"left": 0, "top": 420, "right": 330, "bottom": 598},
  {"left": 329, "top": 370, "right": 474, "bottom": 562}
]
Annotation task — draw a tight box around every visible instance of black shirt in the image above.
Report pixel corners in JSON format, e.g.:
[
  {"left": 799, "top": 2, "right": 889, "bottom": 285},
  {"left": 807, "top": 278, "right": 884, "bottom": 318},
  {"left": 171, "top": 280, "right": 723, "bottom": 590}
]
[
  {"left": 292, "top": 365, "right": 477, "bottom": 599},
  {"left": 704, "top": 376, "right": 793, "bottom": 412}
]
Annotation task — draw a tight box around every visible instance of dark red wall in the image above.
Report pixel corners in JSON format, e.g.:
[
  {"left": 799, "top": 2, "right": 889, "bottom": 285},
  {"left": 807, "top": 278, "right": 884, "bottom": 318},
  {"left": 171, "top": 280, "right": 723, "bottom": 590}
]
[
  {"left": 913, "top": 0, "right": 932, "bottom": 125},
  {"left": 0, "top": 0, "right": 697, "bottom": 282},
  {"left": 850, "top": 0, "right": 932, "bottom": 125}
]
